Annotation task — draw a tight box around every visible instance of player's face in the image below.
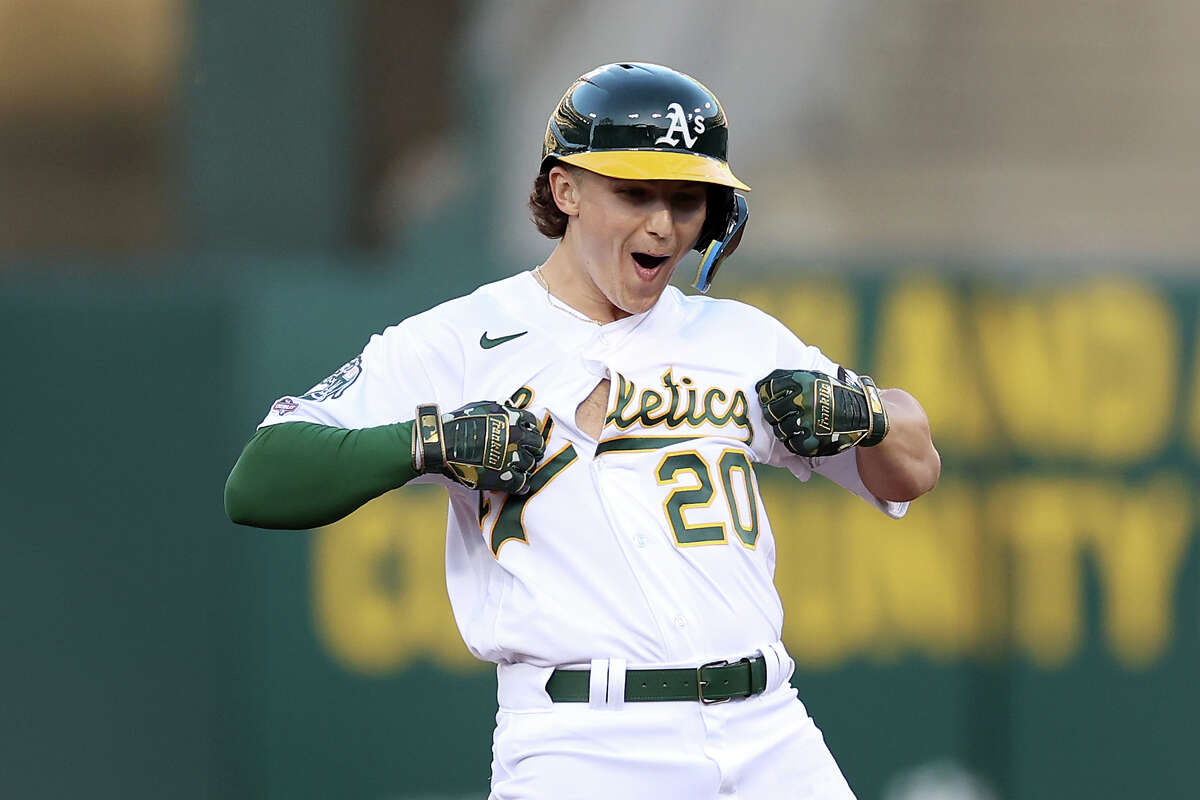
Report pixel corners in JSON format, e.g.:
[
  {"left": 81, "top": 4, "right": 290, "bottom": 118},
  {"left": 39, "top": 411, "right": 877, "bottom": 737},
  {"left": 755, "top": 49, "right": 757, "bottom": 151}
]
[{"left": 567, "top": 171, "right": 708, "bottom": 317}]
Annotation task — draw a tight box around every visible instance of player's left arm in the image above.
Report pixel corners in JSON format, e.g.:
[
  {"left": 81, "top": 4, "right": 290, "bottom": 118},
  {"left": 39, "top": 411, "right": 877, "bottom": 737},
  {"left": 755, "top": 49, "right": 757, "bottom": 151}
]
[
  {"left": 853, "top": 387, "right": 939, "bottom": 502},
  {"left": 756, "top": 369, "right": 940, "bottom": 503}
]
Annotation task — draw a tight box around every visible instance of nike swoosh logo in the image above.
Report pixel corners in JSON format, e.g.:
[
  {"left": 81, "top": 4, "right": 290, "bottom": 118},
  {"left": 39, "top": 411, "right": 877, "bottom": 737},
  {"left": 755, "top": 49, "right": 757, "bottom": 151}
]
[{"left": 479, "top": 330, "right": 528, "bottom": 349}]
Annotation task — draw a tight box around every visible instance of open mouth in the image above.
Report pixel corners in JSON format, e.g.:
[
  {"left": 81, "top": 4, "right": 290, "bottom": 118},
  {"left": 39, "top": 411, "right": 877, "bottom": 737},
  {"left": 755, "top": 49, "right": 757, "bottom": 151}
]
[{"left": 631, "top": 252, "right": 669, "bottom": 270}]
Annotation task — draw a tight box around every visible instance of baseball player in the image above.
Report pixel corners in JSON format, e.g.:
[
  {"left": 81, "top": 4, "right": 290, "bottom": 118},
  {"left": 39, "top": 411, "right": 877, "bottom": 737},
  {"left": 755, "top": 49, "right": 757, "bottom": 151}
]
[{"left": 226, "top": 62, "right": 940, "bottom": 799}]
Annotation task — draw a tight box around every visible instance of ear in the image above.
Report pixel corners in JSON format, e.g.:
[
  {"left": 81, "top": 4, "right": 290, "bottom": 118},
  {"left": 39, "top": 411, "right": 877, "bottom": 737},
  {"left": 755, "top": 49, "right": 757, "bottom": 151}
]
[{"left": 548, "top": 165, "right": 583, "bottom": 216}]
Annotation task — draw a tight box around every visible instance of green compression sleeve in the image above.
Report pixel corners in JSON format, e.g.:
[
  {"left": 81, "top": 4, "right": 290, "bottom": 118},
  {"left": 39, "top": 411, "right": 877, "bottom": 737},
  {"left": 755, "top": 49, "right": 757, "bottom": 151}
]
[{"left": 224, "top": 420, "right": 419, "bottom": 530}]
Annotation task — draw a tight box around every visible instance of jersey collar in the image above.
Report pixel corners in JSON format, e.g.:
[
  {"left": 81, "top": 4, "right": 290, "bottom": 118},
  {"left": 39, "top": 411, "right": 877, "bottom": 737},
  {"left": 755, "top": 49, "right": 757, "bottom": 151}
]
[{"left": 522, "top": 269, "right": 656, "bottom": 342}]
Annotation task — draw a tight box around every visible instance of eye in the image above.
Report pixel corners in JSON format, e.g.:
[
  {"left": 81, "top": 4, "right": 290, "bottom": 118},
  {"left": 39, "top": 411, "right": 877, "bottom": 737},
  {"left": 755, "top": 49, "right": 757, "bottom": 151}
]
[{"left": 672, "top": 191, "right": 706, "bottom": 212}]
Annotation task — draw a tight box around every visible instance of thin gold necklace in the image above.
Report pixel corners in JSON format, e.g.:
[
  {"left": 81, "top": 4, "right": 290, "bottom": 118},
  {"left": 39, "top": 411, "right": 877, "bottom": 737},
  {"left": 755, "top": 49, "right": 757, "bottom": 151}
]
[{"left": 532, "top": 265, "right": 606, "bottom": 326}]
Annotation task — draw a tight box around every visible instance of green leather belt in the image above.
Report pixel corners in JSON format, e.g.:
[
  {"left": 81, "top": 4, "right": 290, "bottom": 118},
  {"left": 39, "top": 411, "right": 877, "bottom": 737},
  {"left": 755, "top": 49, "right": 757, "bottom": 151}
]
[{"left": 545, "top": 656, "right": 767, "bottom": 704}]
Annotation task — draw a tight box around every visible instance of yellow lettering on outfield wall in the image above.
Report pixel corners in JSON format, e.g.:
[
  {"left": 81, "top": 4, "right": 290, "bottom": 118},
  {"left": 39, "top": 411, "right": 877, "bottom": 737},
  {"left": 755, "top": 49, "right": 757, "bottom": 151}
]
[
  {"left": 987, "top": 479, "right": 1089, "bottom": 667},
  {"left": 765, "top": 474, "right": 1192, "bottom": 670},
  {"left": 733, "top": 281, "right": 858, "bottom": 366},
  {"left": 769, "top": 485, "right": 850, "bottom": 666},
  {"left": 1085, "top": 477, "right": 1192, "bottom": 668},
  {"left": 874, "top": 279, "right": 993, "bottom": 452},
  {"left": 312, "top": 488, "right": 478, "bottom": 674},
  {"left": 841, "top": 484, "right": 986, "bottom": 661},
  {"left": 974, "top": 279, "right": 1176, "bottom": 461},
  {"left": 768, "top": 480, "right": 988, "bottom": 666}
]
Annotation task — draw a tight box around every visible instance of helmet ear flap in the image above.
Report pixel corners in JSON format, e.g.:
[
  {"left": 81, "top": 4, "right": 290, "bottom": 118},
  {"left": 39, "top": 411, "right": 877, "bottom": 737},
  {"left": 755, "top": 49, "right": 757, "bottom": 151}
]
[
  {"left": 694, "top": 186, "right": 733, "bottom": 254},
  {"left": 693, "top": 193, "right": 748, "bottom": 294}
]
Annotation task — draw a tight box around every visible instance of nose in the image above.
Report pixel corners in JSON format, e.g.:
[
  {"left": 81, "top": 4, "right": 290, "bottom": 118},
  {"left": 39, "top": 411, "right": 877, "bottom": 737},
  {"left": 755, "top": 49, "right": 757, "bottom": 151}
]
[{"left": 644, "top": 201, "right": 673, "bottom": 241}]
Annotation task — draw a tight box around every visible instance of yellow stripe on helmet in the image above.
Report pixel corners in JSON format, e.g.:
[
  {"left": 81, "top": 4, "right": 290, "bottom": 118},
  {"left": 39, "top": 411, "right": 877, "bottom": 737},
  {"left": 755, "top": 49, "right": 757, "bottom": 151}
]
[{"left": 557, "top": 150, "right": 750, "bottom": 191}]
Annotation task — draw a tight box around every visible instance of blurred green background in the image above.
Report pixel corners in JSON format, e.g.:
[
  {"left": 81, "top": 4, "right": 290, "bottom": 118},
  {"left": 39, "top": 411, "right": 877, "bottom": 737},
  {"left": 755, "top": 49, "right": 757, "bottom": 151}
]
[{"left": 2, "top": 2, "right": 1196, "bottom": 799}]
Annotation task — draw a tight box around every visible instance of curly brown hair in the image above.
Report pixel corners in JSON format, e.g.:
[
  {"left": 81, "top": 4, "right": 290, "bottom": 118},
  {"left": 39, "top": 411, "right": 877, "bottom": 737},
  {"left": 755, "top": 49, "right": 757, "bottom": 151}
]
[
  {"left": 528, "top": 165, "right": 723, "bottom": 248},
  {"left": 528, "top": 169, "right": 568, "bottom": 239}
]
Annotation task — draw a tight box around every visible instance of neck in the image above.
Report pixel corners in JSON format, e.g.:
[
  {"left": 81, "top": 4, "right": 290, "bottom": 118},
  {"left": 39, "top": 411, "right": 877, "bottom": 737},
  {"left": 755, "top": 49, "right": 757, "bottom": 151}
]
[{"left": 538, "top": 244, "right": 629, "bottom": 324}]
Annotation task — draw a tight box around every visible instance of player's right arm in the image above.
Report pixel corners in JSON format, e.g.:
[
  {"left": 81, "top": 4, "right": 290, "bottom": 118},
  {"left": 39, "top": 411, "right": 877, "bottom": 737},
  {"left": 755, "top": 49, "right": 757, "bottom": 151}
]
[
  {"left": 224, "top": 318, "right": 544, "bottom": 530},
  {"left": 224, "top": 402, "right": 544, "bottom": 530},
  {"left": 224, "top": 420, "right": 418, "bottom": 530}
]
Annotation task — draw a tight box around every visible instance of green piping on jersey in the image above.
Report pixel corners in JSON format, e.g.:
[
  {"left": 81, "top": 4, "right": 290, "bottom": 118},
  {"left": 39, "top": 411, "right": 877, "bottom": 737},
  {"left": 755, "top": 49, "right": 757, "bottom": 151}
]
[{"left": 595, "top": 435, "right": 702, "bottom": 455}]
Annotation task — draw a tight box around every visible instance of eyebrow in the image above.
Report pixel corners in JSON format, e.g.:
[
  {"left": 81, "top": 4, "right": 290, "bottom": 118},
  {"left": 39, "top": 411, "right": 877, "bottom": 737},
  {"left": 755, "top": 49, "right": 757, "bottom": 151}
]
[{"left": 615, "top": 180, "right": 705, "bottom": 191}]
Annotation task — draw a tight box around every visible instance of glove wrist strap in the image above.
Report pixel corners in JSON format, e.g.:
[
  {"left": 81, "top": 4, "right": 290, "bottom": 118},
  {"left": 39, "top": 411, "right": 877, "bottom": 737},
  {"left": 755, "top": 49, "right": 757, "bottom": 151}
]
[
  {"left": 858, "top": 377, "right": 889, "bottom": 447},
  {"left": 413, "top": 404, "right": 447, "bottom": 473}
]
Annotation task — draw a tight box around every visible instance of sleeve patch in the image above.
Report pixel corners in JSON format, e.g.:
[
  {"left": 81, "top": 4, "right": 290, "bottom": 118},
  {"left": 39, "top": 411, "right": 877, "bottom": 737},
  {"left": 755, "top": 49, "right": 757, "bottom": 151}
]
[
  {"left": 272, "top": 397, "right": 299, "bottom": 415},
  {"left": 302, "top": 356, "right": 363, "bottom": 402}
]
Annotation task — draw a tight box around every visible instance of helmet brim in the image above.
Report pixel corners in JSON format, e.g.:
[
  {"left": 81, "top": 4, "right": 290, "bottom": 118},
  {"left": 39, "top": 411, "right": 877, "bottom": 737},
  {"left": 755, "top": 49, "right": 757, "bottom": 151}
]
[{"left": 557, "top": 150, "right": 750, "bottom": 192}]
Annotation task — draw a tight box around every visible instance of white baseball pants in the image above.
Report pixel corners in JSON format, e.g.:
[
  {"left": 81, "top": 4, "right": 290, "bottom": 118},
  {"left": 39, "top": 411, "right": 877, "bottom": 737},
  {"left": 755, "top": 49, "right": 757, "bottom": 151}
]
[{"left": 489, "top": 646, "right": 856, "bottom": 800}]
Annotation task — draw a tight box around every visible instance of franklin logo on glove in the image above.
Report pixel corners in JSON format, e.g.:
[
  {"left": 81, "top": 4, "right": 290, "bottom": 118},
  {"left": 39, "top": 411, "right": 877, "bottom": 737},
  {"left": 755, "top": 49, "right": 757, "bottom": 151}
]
[
  {"left": 756, "top": 368, "right": 889, "bottom": 458},
  {"left": 815, "top": 379, "right": 835, "bottom": 436}
]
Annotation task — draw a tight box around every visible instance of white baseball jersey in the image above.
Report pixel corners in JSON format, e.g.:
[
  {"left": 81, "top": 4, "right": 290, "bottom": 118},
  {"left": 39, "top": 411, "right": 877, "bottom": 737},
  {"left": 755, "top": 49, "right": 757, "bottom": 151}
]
[{"left": 260, "top": 271, "right": 906, "bottom": 670}]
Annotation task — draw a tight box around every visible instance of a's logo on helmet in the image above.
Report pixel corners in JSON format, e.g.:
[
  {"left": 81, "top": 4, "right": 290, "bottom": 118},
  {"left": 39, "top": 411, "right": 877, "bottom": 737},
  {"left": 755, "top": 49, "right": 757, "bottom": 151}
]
[{"left": 654, "top": 102, "right": 706, "bottom": 149}]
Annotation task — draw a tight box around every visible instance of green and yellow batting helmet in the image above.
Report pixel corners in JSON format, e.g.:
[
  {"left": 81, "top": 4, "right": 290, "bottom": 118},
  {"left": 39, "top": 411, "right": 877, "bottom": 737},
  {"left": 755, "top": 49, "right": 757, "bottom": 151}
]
[{"left": 541, "top": 62, "right": 750, "bottom": 293}]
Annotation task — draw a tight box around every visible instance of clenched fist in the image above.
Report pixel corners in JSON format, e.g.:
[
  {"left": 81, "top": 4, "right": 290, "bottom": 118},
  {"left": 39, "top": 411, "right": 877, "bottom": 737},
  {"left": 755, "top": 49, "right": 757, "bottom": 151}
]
[
  {"left": 413, "top": 401, "right": 546, "bottom": 493},
  {"left": 755, "top": 368, "right": 889, "bottom": 457}
]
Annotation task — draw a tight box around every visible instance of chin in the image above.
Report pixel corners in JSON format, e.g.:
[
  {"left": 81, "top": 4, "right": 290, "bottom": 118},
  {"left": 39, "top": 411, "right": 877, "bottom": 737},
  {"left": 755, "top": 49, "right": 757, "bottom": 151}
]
[
  {"left": 633, "top": 267, "right": 677, "bottom": 302},
  {"left": 622, "top": 287, "right": 666, "bottom": 315}
]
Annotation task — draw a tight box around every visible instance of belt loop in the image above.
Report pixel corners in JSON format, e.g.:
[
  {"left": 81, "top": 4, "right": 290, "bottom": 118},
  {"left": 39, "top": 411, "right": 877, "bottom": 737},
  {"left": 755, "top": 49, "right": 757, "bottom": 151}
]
[
  {"left": 606, "top": 658, "right": 627, "bottom": 708},
  {"left": 588, "top": 659, "right": 609, "bottom": 709},
  {"left": 763, "top": 641, "right": 794, "bottom": 693},
  {"left": 758, "top": 644, "right": 782, "bottom": 692}
]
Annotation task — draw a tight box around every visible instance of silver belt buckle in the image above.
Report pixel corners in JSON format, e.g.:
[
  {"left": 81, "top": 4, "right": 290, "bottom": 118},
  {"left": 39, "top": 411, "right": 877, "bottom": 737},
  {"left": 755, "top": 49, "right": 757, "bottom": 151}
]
[{"left": 697, "top": 659, "right": 730, "bottom": 705}]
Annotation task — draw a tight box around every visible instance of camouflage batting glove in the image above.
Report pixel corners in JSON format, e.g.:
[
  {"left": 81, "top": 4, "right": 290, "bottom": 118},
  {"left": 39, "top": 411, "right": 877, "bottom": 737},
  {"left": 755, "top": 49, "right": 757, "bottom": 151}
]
[
  {"left": 755, "top": 368, "right": 889, "bottom": 458},
  {"left": 412, "top": 401, "right": 546, "bottom": 494}
]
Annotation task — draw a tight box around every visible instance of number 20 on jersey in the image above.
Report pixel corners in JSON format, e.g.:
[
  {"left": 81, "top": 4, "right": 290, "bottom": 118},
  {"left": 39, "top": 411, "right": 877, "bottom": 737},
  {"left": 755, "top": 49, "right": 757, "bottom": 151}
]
[{"left": 656, "top": 448, "right": 760, "bottom": 548}]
